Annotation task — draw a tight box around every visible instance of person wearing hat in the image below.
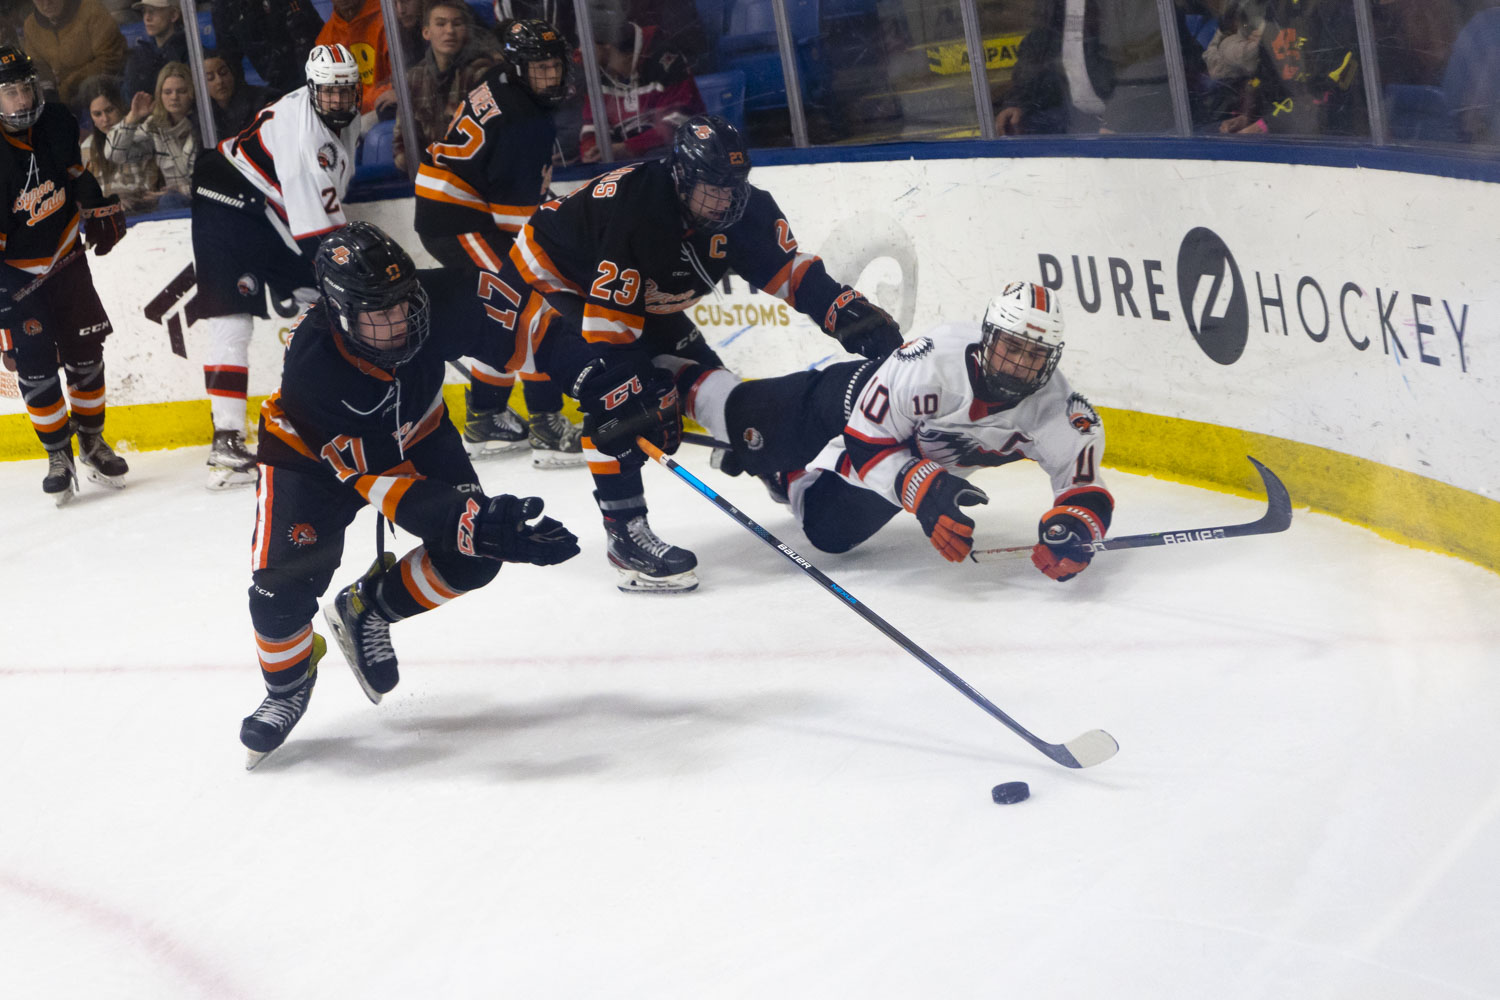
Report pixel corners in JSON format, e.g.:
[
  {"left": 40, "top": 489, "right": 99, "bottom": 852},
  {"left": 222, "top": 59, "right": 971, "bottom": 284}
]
[
  {"left": 121, "top": 0, "right": 188, "bottom": 103},
  {"left": 577, "top": 0, "right": 703, "bottom": 163}
]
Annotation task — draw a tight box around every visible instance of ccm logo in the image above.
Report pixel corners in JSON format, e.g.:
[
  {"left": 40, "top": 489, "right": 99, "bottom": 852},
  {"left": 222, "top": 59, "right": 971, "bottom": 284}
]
[
  {"left": 602, "top": 376, "right": 643, "bottom": 410},
  {"left": 456, "top": 497, "right": 480, "bottom": 556}
]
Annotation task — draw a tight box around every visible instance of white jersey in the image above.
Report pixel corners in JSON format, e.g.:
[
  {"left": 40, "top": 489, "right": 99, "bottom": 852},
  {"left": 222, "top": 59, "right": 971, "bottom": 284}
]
[
  {"left": 808, "top": 321, "right": 1108, "bottom": 507},
  {"left": 221, "top": 87, "right": 360, "bottom": 252}
]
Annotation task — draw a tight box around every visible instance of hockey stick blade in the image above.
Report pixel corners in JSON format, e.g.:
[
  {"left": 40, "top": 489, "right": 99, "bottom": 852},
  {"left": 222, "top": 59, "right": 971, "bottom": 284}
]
[
  {"left": 637, "top": 437, "right": 1118, "bottom": 769},
  {"left": 970, "top": 455, "right": 1292, "bottom": 562}
]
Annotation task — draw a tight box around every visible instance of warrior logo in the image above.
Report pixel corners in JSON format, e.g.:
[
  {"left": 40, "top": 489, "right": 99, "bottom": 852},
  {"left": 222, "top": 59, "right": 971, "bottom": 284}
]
[
  {"left": 1066, "top": 392, "right": 1099, "bottom": 433},
  {"left": 288, "top": 523, "right": 318, "bottom": 546},
  {"left": 316, "top": 142, "right": 340, "bottom": 170},
  {"left": 1177, "top": 227, "right": 1248, "bottom": 365},
  {"left": 236, "top": 273, "right": 260, "bottom": 296},
  {"left": 895, "top": 337, "right": 934, "bottom": 361}
]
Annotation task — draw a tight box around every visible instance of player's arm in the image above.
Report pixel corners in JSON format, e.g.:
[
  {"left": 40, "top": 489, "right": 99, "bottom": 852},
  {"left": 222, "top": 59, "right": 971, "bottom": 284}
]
[
  {"left": 275, "top": 119, "right": 349, "bottom": 256},
  {"left": 578, "top": 185, "right": 650, "bottom": 346},
  {"left": 1029, "top": 395, "right": 1113, "bottom": 582},
  {"left": 68, "top": 147, "right": 126, "bottom": 256}
]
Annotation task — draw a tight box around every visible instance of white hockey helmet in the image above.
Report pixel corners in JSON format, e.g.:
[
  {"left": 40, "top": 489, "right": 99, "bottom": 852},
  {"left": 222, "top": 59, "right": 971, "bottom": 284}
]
[
  {"left": 306, "top": 43, "right": 362, "bottom": 130},
  {"left": 976, "top": 281, "right": 1065, "bottom": 404}
]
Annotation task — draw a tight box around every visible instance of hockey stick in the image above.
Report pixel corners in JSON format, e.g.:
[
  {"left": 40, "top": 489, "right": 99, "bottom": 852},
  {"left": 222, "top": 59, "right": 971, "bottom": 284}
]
[
  {"left": 636, "top": 436, "right": 1119, "bottom": 769},
  {"left": 969, "top": 456, "right": 1292, "bottom": 563},
  {"left": 681, "top": 431, "right": 730, "bottom": 449},
  {"left": 12, "top": 247, "right": 84, "bottom": 303}
]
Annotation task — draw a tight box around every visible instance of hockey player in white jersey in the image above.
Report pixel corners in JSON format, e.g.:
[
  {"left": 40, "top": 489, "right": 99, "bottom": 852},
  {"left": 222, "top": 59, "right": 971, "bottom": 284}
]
[
  {"left": 664, "top": 280, "right": 1113, "bottom": 580},
  {"left": 188, "top": 43, "right": 362, "bottom": 489}
]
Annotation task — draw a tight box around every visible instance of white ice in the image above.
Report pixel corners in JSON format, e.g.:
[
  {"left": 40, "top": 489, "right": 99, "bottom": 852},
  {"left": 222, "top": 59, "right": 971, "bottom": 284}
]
[{"left": 2, "top": 444, "right": 1497, "bottom": 999}]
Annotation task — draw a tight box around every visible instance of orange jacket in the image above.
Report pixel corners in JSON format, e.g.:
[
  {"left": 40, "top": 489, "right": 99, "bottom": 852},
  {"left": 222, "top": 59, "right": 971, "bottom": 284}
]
[{"left": 314, "top": 0, "right": 391, "bottom": 114}]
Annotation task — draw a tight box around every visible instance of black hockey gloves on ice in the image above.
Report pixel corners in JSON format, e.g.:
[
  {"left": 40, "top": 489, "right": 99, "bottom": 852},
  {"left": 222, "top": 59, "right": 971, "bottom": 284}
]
[
  {"left": 572, "top": 354, "right": 683, "bottom": 459},
  {"left": 454, "top": 494, "right": 580, "bottom": 565},
  {"left": 825, "top": 291, "right": 902, "bottom": 359},
  {"left": 899, "top": 459, "right": 989, "bottom": 563},
  {"left": 1031, "top": 504, "right": 1106, "bottom": 582},
  {"left": 80, "top": 194, "right": 126, "bottom": 256}
]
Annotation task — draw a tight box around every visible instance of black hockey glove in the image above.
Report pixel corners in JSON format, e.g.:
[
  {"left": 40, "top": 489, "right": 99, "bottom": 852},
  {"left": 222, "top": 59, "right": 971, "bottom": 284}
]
[
  {"left": 824, "top": 291, "right": 902, "bottom": 359},
  {"left": 573, "top": 355, "right": 682, "bottom": 458},
  {"left": 464, "top": 494, "right": 580, "bottom": 566},
  {"left": 898, "top": 459, "right": 989, "bottom": 563},
  {"left": 1030, "top": 504, "right": 1106, "bottom": 582},
  {"left": 80, "top": 194, "right": 126, "bottom": 256}
]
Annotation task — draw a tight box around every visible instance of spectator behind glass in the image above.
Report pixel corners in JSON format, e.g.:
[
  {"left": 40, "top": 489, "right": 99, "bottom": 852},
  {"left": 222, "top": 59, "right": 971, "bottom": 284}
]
[
  {"left": 579, "top": 0, "right": 704, "bottom": 163},
  {"left": 393, "top": 0, "right": 500, "bottom": 172},
  {"left": 202, "top": 47, "right": 273, "bottom": 138},
  {"left": 22, "top": 0, "right": 126, "bottom": 106},
  {"left": 1371, "top": 0, "right": 1461, "bottom": 88},
  {"left": 316, "top": 0, "right": 397, "bottom": 121},
  {"left": 77, "top": 73, "right": 161, "bottom": 212},
  {"left": 211, "top": 0, "right": 325, "bottom": 95},
  {"left": 993, "top": 0, "right": 1204, "bottom": 135},
  {"left": 121, "top": 0, "right": 186, "bottom": 102},
  {"left": 106, "top": 60, "right": 199, "bottom": 208},
  {"left": 393, "top": 0, "right": 424, "bottom": 64},
  {"left": 1220, "top": 0, "right": 1366, "bottom": 137}
]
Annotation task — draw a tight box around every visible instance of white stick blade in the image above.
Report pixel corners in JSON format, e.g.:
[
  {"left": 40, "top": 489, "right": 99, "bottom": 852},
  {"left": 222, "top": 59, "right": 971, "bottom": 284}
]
[{"left": 1063, "top": 729, "right": 1120, "bottom": 768}]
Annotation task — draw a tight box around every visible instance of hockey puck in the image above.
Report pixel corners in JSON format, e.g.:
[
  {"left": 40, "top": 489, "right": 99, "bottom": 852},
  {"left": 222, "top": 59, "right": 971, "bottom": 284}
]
[{"left": 991, "top": 781, "right": 1030, "bottom": 805}]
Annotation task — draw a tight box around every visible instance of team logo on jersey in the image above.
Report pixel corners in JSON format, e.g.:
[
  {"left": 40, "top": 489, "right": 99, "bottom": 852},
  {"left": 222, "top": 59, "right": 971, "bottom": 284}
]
[
  {"left": 1066, "top": 393, "right": 1099, "bottom": 434},
  {"left": 14, "top": 180, "right": 65, "bottom": 228},
  {"left": 287, "top": 523, "right": 318, "bottom": 546},
  {"left": 740, "top": 426, "right": 764, "bottom": 451},
  {"left": 237, "top": 273, "right": 260, "bottom": 296},
  {"left": 644, "top": 279, "right": 700, "bottom": 314},
  {"left": 316, "top": 142, "right": 341, "bottom": 170},
  {"left": 894, "top": 337, "right": 933, "bottom": 361},
  {"left": 22, "top": 318, "right": 41, "bottom": 336}
]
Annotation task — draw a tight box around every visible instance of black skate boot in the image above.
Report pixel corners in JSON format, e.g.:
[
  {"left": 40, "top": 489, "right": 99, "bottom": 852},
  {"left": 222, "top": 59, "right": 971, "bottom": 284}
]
[
  {"left": 603, "top": 511, "right": 699, "bottom": 594},
  {"left": 42, "top": 443, "right": 77, "bottom": 507},
  {"left": 759, "top": 471, "right": 790, "bottom": 505},
  {"left": 462, "top": 386, "right": 528, "bottom": 458},
  {"left": 527, "top": 409, "right": 585, "bottom": 469},
  {"left": 207, "top": 428, "right": 258, "bottom": 491},
  {"left": 76, "top": 428, "right": 128, "bottom": 489},
  {"left": 240, "top": 633, "right": 325, "bottom": 770},
  {"left": 323, "top": 554, "right": 400, "bottom": 703}
]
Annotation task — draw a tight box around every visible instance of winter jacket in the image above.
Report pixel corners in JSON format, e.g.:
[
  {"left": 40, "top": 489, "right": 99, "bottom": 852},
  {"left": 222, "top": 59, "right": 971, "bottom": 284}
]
[{"left": 21, "top": 0, "right": 126, "bottom": 106}]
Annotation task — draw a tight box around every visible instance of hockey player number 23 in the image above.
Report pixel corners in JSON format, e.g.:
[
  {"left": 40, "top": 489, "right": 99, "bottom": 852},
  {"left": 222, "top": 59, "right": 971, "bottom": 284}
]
[{"left": 590, "top": 261, "right": 641, "bottom": 306}]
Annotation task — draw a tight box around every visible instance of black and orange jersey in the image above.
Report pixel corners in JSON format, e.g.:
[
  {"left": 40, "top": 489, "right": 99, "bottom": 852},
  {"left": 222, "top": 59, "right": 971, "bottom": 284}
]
[
  {"left": 0, "top": 103, "right": 101, "bottom": 296},
  {"left": 256, "top": 266, "right": 595, "bottom": 538},
  {"left": 510, "top": 159, "right": 852, "bottom": 347},
  {"left": 413, "top": 70, "right": 556, "bottom": 244}
]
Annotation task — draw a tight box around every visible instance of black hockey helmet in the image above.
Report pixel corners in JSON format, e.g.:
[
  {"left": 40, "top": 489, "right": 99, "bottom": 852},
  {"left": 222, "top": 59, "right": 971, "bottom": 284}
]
[
  {"left": 0, "top": 46, "right": 44, "bottom": 131},
  {"left": 314, "top": 222, "right": 431, "bottom": 368},
  {"left": 668, "top": 115, "right": 752, "bottom": 232},
  {"left": 498, "top": 18, "right": 572, "bottom": 108}
]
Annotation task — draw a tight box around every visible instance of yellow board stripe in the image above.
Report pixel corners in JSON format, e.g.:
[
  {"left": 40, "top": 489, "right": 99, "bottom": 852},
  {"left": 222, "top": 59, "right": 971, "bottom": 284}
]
[{"left": 2, "top": 397, "right": 1495, "bottom": 572}]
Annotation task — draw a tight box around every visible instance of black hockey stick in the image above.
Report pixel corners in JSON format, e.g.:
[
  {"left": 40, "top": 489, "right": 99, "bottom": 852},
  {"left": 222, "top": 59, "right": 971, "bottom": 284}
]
[
  {"left": 637, "top": 436, "right": 1119, "bottom": 769},
  {"left": 681, "top": 431, "right": 731, "bottom": 449},
  {"left": 969, "top": 456, "right": 1292, "bottom": 563},
  {"left": 12, "top": 247, "right": 83, "bottom": 303}
]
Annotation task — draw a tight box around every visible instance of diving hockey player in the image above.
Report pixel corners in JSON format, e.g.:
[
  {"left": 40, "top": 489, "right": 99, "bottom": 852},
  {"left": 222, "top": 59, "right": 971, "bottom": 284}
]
[
  {"left": 0, "top": 47, "right": 129, "bottom": 504},
  {"left": 189, "top": 42, "right": 362, "bottom": 489}
]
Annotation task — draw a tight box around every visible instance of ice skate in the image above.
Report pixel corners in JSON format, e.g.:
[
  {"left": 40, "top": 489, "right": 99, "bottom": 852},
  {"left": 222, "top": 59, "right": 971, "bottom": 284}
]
[
  {"left": 527, "top": 410, "right": 585, "bottom": 469},
  {"left": 759, "top": 471, "right": 790, "bottom": 505},
  {"left": 42, "top": 444, "right": 77, "bottom": 507},
  {"left": 323, "top": 554, "right": 400, "bottom": 703},
  {"left": 240, "top": 633, "right": 325, "bottom": 770},
  {"left": 76, "top": 429, "right": 128, "bottom": 489},
  {"left": 462, "top": 386, "right": 529, "bottom": 458},
  {"left": 603, "top": 513, "right": 699, "bottom": 594},
  {"left": 207, "top": 429, "right": 258, "bottom": 491}
]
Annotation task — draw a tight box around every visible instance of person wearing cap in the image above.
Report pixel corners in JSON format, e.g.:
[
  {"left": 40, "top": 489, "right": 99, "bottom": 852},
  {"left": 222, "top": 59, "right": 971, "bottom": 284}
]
[
  {"left": 21, "top": 0, "right": 126, "bottom": 106},
  {"left": 577, "top": 0, "right": 703, "bottom": 163},
  {"left": 121, "top": 0, "right": 188, "bottom": 103}
]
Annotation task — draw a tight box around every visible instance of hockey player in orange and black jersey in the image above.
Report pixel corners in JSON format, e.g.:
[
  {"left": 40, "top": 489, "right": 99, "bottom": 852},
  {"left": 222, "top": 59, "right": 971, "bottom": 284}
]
[
  {"left": 239, "top": 221, "right": 601, "bottom": 769},
  {"left": 413, "top": 17, "right": 582, "bottom": 468},
  {"left": 0, "top": 47, "right": 129, "bottom": 505},
  {"left": 509, "top": 113, "right": 903, "bottom": 593}
]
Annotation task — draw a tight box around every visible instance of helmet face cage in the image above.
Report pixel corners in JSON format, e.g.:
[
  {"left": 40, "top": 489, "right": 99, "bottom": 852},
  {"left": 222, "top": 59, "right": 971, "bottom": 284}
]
[
  {"left": 0, "top": 47, "right": 43, "bottom": 131},
  {"left": 306, "top": 44, "right": 362, "bottom": 130},
  {"left": 501, "top": 19, "right": 572, "bottom": 108},
  {"left": 315, "top": 224, "right": 431, "bottom": 368},
  {"left": 669, "top": 115, "right": 751, "bottom": 231},
  {"left": 976, "top": 282, "right": 1064, "bottom": 404}
]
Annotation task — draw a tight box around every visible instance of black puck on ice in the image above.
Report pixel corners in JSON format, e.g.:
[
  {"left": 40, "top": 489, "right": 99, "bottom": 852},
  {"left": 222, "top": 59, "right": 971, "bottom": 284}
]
[{"left": 991, "top": 781, "right": 1030, "bottom": 804}]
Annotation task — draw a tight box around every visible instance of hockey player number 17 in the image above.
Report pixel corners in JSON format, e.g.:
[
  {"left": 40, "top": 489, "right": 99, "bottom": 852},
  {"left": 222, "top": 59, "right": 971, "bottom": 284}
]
[{"left": 478, "top": 272, "right": 522, "bottom": 329}]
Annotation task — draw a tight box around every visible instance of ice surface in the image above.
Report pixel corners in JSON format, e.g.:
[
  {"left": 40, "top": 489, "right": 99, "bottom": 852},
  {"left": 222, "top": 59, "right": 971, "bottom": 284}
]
[{"left": 2, "top": 445, "right": 1497, "bottom": 999}]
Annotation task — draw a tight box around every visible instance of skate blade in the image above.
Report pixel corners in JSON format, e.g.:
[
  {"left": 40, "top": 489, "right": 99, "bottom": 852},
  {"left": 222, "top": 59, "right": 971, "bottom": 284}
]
[
  {"left": 321, "top": 600, "right": 384, "bottom": 705},
  {"left": 83, "top": 467, "right": 126, "bottom": 489},
  {"left": 49, "top": 482, "right": 78, "bottom": 507},
  {"left": 206, "top": 467, "right": 258, "bottom": 491},
  {"left": 614, "top": 567, "right": 700, "bottom": 594},
  {"left": 530, "top": 449, "right": 587, "bottom": 469},
  {"left": 463, "top": 438, "right": 529, "bottom": 459},
  {"left": 245, "top": 747, "right": 275, "bottom": 771}
]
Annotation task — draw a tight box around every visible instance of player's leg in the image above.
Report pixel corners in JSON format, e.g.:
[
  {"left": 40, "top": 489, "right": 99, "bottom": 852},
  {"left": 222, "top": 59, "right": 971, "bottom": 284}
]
[
  {"left": 241, "top": 464, "right": 362, "bottom": 767},
  {"left": 46, "top": 256, "right": 128, "bottom": 487},
  {"left": 5, "top": 313, "right": 77, "bottom": 503},
  {"left": 520, "top": 373, "right": 583, "bottom": 468},
  {"left": 322, "top": 426, "right": 502, "bottom": 699},
  {"left": 464, "top": 358, "right": 529, "bottom": 457},
  {"left": 790, "top": 468, "right": 902, "bottom": 553}
]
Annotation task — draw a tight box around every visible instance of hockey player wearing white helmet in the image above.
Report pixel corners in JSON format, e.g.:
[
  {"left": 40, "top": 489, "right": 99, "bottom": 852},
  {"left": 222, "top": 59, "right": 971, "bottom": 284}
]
[
  {"left": 188, "top": 43, "right": 363, "bottom": 490},
  {"left": 664, "top": 280, "right": 1114, "bottom": 580}
]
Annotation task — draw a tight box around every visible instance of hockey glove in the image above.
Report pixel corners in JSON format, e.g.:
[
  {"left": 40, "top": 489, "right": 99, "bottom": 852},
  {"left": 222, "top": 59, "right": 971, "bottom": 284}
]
[
  {"left": 899, "top": 459, "right": 989, "bottom": 563},
  {"left": 824, "top": 291, "right": 902, "bottom": 360},
  {"left": 461, "top": 494, "right": 580, "bottom": 565},
  {"left": 80, "top": 194, "right": 126, "bottom": 256},
  {"left": 1030, "top": 504, "right": 1106, "bottom": 582},
  {"left": 573, "top": 355, "right": 682, "bottom": 458}
]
